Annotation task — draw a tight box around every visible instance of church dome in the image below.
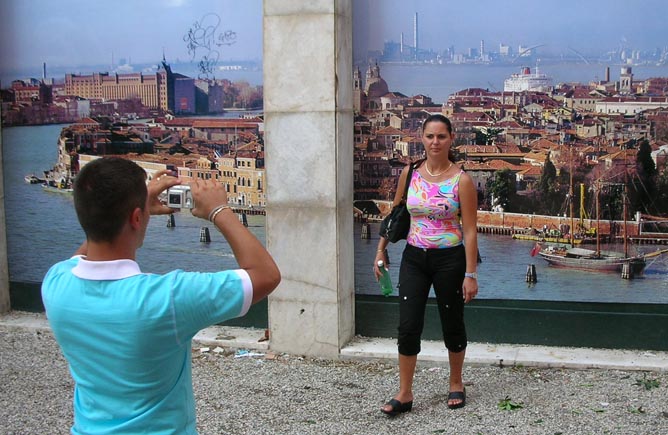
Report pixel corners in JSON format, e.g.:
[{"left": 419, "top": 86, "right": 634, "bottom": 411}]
[{"left": 366, "top": 78, "right": 389, "bottom": 98}]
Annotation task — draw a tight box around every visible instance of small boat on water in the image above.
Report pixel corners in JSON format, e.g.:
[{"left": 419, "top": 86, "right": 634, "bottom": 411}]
[
  {"left": 24, "top": 174, "right": 45, "bottom": 184},
  {"left": 41, "top": 175, "right": 73, "bottom": 194},
  {"left": 41, "top": 166, "right": 74, "bottom": 193},
  {"left": 41, "top": 183, "right": 73, "bottom": 194},
  {"left": 538, "top": 246, "right": 646, "bottom": 274}
]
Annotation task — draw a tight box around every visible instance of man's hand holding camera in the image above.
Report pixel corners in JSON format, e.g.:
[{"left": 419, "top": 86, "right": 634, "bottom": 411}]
[
  {"left": 148, "top": 170, "right": 182, "bottom": 215},
  {"left": 188, "top": 179, "right": 230, "bottom": 222},
  {"left": 158, "top": 174, "right": 230, "bottom": 223}
]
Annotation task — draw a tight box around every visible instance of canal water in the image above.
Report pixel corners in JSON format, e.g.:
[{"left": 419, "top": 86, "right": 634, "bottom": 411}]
[{"left": 3, "top": 124, "right": 668, "bottom": 304}]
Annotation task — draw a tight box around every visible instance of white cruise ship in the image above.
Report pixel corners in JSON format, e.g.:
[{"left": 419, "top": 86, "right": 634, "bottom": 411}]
[{"left": 503, "top": 66, "right": 553, "bottom": 92}]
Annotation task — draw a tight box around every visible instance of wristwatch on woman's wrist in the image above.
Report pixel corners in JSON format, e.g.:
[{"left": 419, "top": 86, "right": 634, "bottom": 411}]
[{"left": 464, "top": 272, "right": 477, "bottom": 279}]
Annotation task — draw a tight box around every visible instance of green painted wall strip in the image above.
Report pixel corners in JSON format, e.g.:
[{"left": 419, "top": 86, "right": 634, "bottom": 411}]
[
  {"left": 355, "top": 295, "right": 668, "bottom": 351},
  {"left": 10, "top": 283, "right": 668, "bottom": 350}
]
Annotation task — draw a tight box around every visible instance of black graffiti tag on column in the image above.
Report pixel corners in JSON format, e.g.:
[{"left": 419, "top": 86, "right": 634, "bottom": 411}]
[{"left": 183, "top": 13, "right": 237, "bottom": 78}]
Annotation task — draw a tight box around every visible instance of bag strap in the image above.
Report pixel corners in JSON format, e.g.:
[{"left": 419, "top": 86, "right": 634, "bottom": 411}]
[{"left": 401, "top": 158, "right": 424, "bottom": 201}]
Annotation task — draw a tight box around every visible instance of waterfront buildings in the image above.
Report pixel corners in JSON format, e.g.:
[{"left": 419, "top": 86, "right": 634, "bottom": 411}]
[
  {"left": 1, "top": 59, "right": 250, "bottom": 126},
  {"left": 219, "top": 147, "right": 266, "bottom": 207},
  {"left": 5, "top": 54, "right": 668, "bottom": 215},
  {"left": 352, "top": 62, "right": 668, "bottom": 210},
  {"left": 47, "top": 115, "right": 267, "bottom": 208},
  {"left": 65, "top": 70, "right": 167, "bottom": 111},
  {"left": 63, "top": 60, "right": 189, "bottom": 113},
  {"left": 374, "top": 13, "right": 668, "bottom": 67}
]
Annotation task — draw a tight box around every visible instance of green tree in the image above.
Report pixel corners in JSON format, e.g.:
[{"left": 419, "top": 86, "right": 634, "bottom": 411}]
[
  {"left": 538, "top": 153, "right": 556, "bottom": 194},
  {"left": 474, "top": 127, "right": 503, "bottom": 145},
  {"left": 631, "top": 139, "right": 658, "bottom": 214},
  {"left": 655, "top": 168, "right": 668, "bottom": 215},
  {"left": 486, "top": 169, "right": 516, "bottom": 211},
  {"left": 637, "top": 139, "right": 657, "bottom": 178},
  {"left": 220, "top": 79, "right": 239, "bottom": 108},
  {"left": 600, "top": 184, "right": 624, "bottom": 221},
  {"left": 537, "top": 153, "right": 561, "bottom": 214}
]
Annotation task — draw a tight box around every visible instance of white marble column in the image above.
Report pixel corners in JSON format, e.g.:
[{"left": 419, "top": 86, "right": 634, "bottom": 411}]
[
  {"left": 0, "top": 126, "right": 10, "bottom": 313},
  {"left": 264, "top": 0, "right": 354, "bottom": 357}
]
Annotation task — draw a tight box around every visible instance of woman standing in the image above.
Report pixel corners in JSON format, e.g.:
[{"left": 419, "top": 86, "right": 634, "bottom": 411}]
[{"left": 375, "top": 114, "right": 479, "bottom": 415}]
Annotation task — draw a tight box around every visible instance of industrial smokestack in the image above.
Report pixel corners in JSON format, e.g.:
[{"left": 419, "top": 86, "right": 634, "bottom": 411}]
[{"left": 414, "top": 12, "right": 418, "bottom": 61}]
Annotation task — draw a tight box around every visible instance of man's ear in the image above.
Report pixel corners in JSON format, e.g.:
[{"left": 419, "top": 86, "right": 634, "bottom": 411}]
[{"left": 129, "top": 207, "right": 143, "bottom": 230}]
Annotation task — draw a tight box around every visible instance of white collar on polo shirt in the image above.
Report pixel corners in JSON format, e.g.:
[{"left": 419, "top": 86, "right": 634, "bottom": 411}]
[{"left": 71, "top": 255, "right": 143, "bottom": 280}]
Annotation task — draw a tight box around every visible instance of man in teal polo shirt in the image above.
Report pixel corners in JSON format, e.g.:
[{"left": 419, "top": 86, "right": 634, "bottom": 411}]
[{"left": 42, "top": 157, "right": 281, "bottom": 434}]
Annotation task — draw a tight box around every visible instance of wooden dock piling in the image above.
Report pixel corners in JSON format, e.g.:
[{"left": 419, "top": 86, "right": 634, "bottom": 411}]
[
  {"left": 200, "top": 227, "right": 211, "bottom": 243},
  {"left": 526, "top": 264, "right": 537, "bottom": 283}
]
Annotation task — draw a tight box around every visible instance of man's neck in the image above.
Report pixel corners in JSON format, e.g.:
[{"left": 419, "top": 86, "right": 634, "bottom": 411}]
[{"left": 84, "top": 241, "right": 136, "bottom": 261}]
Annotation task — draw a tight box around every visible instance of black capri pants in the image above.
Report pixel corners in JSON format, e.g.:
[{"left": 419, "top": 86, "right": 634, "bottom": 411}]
[{"left": 397, "top": 243, "right": 467, "bottom": 355}]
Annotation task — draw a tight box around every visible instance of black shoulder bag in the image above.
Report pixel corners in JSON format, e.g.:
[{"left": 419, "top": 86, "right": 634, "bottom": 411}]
[{"left": 379, "top": 159, "right": 423, "bottom": 243}]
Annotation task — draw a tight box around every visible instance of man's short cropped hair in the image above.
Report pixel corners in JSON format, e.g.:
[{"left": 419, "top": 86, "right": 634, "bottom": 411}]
[{"left": 73, "top": 157, "right": 148, "bottom": 242}]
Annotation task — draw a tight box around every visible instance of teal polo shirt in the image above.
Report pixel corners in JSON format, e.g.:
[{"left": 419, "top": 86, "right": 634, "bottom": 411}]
[{"left": 42, "top": 256, "right": 252, "bottom": 435}]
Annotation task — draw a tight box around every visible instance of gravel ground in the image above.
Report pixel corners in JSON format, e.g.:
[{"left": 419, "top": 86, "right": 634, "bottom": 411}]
[{"left": 2, "top": 323, "right": 668, "bottom": 435}]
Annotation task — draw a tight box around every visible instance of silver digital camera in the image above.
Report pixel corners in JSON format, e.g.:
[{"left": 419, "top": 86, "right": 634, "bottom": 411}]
[{"left": 166, "top": 185, "right": 194, "bottom": 209}]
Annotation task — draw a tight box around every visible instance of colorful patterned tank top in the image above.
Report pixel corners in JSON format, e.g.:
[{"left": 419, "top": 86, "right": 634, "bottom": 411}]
[{"left": 406, "top": 169, "right": 464, "bottom": 249}]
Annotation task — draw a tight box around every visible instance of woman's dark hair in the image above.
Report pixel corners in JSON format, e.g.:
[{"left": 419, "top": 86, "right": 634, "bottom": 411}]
[
  {"left": 423, "top": 114, "right": 452, "bottom": 134},
  {"left": 74, "top": 157, "right": 148, "bottom": 242},
  {"left": 422, "top": 114, "right": 455, "bottom": 161}
]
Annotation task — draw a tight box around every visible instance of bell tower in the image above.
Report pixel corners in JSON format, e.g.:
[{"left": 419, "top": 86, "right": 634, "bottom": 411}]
[
  {"left": 353, "top": 66, "right": 363, "bottom": 114},
  {"left": 619, "top": 67, "right": 633, "bottom": 94}
]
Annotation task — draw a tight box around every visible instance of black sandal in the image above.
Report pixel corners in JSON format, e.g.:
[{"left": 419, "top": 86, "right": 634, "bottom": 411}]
[
  {"left": 381, "top": 398, "right": 413, "bottom": 416},
  {"left": 447, "top": 389, "right": 466, "bottom": 409}
]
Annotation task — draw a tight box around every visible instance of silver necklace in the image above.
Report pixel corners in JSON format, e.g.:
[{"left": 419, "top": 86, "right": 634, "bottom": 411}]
[{"left": 425, "top": 161, "right": 452, "bottom": 177}]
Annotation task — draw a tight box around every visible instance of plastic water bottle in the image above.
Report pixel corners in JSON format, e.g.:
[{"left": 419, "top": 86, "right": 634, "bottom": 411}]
[{"left": 377, "top": 260, "right": 393, "bottom": 297}]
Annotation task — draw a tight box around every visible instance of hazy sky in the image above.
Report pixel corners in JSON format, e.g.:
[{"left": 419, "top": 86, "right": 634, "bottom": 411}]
[
  {"left": 0, "top": 0, "right": 262, "bottom": 76},
  {"left": 2, "top": 0, "right": 666, "bottom": 80},
  {"left": 355, "top": 0, "right": 668, "bottom": 58}
]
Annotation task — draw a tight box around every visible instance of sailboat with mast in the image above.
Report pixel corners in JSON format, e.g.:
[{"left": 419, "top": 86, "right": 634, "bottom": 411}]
[
  {"left": 536, "top": 146, "right": 668, "bottom": 275},
  {"left": 537, "top": 179, "right": 662, "bottom": 275}
]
